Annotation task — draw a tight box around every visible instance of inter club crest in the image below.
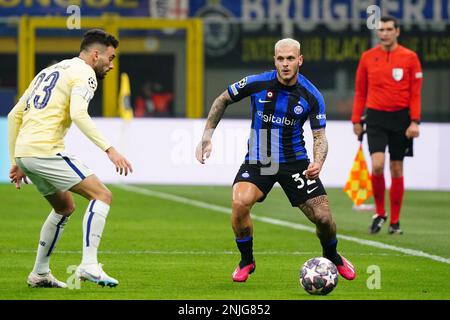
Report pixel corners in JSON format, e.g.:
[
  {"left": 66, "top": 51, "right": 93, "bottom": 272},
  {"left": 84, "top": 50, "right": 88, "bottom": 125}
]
[{"left": 294, "top": 105, "right": 303, "bottom": 115}]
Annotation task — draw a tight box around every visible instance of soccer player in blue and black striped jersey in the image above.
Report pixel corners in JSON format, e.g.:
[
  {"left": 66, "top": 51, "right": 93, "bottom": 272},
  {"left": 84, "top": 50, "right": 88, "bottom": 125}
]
[{"left": 196, "top": 38, "right": 356, "bottom": 282}]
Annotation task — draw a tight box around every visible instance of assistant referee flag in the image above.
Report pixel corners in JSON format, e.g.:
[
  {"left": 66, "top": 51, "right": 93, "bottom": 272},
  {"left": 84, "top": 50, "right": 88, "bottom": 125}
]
[
  {"left": 343, "top": 144, "right": 373, "bottom": 206},
  {"left": 118, "top": 72, "right": 134, "bottom": 121}
]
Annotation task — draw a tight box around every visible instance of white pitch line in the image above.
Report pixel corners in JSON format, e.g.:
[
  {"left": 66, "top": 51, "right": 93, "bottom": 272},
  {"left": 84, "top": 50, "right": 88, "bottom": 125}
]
[
  {"left": 115, "top": 184, "right": 450, "bottom": 265},
  {"left": 8, "top": 249, "right": 298, "bottom": 255},
  {"left": 9, "top": 249, "right": 408, "bottom": 257}
]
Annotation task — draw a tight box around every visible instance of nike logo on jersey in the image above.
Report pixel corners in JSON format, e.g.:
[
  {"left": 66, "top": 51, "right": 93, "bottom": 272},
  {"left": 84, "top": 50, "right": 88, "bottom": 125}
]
[
  {"left": 307, "top": 186, "right": 319, "bottom": 194},
  {"left": 258, "top": 98, "right": 271, "bottom": 103}
]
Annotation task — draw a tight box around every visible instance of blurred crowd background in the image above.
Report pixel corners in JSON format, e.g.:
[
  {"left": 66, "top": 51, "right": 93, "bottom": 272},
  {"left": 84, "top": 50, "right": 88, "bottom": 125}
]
[{"left": 0, "top": 0, "right": 449, "bottom": 121}]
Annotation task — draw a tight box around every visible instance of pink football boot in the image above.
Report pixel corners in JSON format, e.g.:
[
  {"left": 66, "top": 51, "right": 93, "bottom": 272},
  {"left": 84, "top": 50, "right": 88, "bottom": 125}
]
[
  {"left": 336, "top": 255, "right": 356, "bottom": 280},
  {"left": 232, "top": 262, "right": 256, "bottom": 282}
]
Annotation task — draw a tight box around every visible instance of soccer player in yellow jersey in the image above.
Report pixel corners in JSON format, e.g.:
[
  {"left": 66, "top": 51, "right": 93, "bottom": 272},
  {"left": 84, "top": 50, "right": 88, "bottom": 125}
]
[{"left": 8, "top": 29, "right": 133, "bottom": 288}]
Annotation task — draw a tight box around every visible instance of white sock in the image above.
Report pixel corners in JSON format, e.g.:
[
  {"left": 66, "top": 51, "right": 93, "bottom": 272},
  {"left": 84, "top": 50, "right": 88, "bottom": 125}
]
[
  {"left": 81, "top": 200, "right": 110, "bottom": 266},
  {"left": 32, "top": 210, "right": 69, "bottom": 275}
]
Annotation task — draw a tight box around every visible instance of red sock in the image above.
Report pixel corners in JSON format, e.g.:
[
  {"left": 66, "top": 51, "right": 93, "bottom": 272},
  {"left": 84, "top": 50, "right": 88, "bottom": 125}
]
[
  {"left": 371, "top": 174, "right": 386, "bottom": 216},
  {"left": 390, "top": 177, "right": 404, "bottom": 225}
]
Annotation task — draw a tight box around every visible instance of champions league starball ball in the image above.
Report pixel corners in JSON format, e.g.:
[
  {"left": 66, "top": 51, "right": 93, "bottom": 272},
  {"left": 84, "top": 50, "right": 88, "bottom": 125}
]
[{"left": 300, "top": 257, "right": 338, "bottom": 295}]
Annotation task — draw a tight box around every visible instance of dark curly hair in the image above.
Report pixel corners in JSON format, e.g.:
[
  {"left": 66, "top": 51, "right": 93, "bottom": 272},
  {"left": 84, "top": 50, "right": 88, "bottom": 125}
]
[{"left": 80, "top": 29, "right": 119, "bottom": 52}]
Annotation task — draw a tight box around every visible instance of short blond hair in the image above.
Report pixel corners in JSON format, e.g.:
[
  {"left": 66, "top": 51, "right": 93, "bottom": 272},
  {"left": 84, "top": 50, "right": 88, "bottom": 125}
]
[{"left": 274, "top": 38, "right": 301, "bottom": 55}]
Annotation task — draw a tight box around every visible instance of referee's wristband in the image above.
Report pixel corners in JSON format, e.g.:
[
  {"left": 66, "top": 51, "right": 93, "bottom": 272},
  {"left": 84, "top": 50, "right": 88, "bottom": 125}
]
[{"left": 411, "top": 120, "right": 420, "bottom": 124}]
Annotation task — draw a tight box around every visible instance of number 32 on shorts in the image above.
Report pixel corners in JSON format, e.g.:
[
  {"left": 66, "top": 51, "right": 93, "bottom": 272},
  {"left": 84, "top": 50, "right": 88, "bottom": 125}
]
[{"left": 291, "top": 172, "right": 318, "bottom": 194}]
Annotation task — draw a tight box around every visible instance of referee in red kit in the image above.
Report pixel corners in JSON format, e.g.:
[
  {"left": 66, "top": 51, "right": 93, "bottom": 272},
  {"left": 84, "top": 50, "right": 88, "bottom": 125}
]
[{"left": 352, "top": 16, "right": 423, "bottom": 235}]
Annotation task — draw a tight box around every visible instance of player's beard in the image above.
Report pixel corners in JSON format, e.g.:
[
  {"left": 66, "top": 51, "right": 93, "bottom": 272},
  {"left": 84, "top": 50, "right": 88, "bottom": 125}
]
[
  {"left": 93, "top": 65, "right": 108, "bottom": 80},
  {"left": 95, "top": 69, "right": 106, "bottom": 80}
]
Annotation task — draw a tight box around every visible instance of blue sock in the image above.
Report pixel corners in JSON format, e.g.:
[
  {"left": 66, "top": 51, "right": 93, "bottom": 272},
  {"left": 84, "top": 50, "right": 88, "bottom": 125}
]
[{"left": 236, "top": 236, "right": 254, "bottom": 267}]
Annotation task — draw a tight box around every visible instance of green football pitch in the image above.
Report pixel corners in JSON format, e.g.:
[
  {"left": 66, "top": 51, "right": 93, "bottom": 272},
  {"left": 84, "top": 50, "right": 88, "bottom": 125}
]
[{"left": 0, "top": 183, "right": 449, "bottom": 300}]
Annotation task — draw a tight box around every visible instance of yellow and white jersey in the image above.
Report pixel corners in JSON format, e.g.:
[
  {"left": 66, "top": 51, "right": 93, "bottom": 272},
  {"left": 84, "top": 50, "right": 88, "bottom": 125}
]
[{"left": 8, "top": 57, "right": 111, "bottom": 164}]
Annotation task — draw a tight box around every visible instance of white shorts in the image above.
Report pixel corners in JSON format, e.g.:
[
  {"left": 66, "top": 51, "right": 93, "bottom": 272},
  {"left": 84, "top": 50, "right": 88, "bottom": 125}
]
[{"left": 16, "top": 153, "right": 93, "bottom": 196}]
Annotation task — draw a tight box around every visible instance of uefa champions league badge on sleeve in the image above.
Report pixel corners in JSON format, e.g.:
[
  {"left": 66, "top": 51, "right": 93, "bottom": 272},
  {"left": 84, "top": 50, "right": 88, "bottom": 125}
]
[{"left": 88, "top": 77, "right": 97, "bottom": 90}]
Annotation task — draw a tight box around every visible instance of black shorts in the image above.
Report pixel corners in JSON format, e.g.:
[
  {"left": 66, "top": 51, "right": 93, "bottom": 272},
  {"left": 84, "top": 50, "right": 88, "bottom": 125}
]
[
  {"left": 233, "top": 160, "right": 327, "bottom": 207},
  {"left": 366, "top": 108, "right": 413, "bottom": 161}
]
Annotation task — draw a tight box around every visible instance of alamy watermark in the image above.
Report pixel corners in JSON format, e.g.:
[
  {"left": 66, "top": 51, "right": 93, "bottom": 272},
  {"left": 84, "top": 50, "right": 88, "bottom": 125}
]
[
  {"left": 175, "top": 127, "right": 286, "bottom": 176},
  {"left": 366, "top": 5, "right": 381, "bottom": 30},
  {"left": 366, "top": 264, "right": 381, "bottom": 290},
  {"left": 66, "top": 265, "right": 81, "bottom": 289},
  {"left": 66, "top": 5, "right": 81, "bottom": 30}
]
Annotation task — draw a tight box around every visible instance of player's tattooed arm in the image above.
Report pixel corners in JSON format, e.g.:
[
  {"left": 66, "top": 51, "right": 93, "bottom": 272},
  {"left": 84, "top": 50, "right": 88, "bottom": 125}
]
[
  {"left": 312, "top": 128, "right": 328, "bottom": 168},
  {"left": 305, "top": 128, "right": 328, "bottom": 179},
  {"left": 196, "top": 90, "right": 233, "bottom": 164},
  {"left": 202, "top": 90, "right": 233, "bottom": 140}
]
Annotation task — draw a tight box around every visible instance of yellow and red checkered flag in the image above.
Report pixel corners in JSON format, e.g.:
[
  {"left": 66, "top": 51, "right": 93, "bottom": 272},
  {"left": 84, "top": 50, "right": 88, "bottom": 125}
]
[{"left": 343, "top": 144, "right": 373, "bottom": 206}]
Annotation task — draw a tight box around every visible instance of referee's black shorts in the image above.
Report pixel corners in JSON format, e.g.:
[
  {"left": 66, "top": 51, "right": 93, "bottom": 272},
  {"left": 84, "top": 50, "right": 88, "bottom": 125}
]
[{"left": 365, "top": 108, "right": 413, "bottom": 161}]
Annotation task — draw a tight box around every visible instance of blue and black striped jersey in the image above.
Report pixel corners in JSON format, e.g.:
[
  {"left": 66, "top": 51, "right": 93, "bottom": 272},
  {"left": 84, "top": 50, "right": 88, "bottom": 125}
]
[{"left": 227, "top": 70, "right": 326, "bottom": 164}]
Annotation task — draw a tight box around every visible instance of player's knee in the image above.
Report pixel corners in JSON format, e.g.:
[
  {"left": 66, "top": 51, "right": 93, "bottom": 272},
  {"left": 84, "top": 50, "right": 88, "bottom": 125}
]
[
  {"left": 314, "top": 211, "right": 333, "bottom": 228},
  {"left": 371, "top": 165, "right": 384, "bottom": 175},
  {"left": 97, "top": 188, "right": 113, "bottom": 205},
  {"left": 66, "top": 203, "right": 76, "bottom": 216},
  {"left": 232, "top": 198, "right": 252, "bottom": 215},
  {"left": 103, "top": 189, "right": 113, "bottom": 205},
  {"left": 390, "top": 163, "right": 403, "bottom": 177},
  {"left": 57, "top": 203, "right": 75, "bottom": 217}
]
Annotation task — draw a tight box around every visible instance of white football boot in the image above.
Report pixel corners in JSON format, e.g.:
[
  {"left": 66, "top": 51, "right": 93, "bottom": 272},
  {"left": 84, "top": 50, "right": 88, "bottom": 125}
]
[
  {"left": 76, "top": 263, "right": 119, "bottom": 287},
  {"left": 27, "top": 270, "right": 68, "bottom": 288}
]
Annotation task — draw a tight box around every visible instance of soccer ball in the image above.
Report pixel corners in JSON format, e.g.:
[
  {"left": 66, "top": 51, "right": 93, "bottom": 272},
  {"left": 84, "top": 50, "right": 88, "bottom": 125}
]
[{"left": 300, "top": 257, "right": 338, "bottom": 295}]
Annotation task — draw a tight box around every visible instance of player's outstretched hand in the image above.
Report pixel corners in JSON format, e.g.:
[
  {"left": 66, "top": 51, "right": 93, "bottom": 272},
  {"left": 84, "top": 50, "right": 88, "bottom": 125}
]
[
  {"left": 195, "top": 139, "right": 212, "bottom": 164},
  {"left": 305, "top": 162, "right": 321, "bottom": 180},
  {"left": 9, "top": 165, "right": 28, "bottom": 189},
  {"left": 106, "top": 147, "right": 133, "bottom": 176}
]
